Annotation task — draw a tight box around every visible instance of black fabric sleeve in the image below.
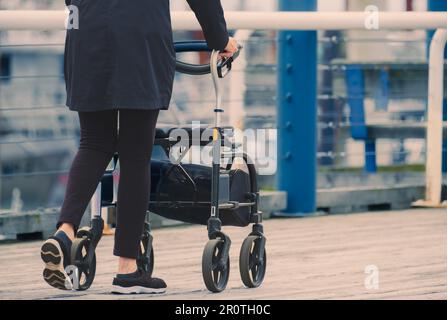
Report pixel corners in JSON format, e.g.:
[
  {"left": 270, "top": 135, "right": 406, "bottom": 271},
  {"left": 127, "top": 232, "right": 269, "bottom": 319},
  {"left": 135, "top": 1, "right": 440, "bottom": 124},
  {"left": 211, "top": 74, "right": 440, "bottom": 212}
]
[
  {"left": 65, "top": 0, "right": 71, "bottom": 6},
  {"left": 186, "top": 0, "right": 230, "bottom": 51}
]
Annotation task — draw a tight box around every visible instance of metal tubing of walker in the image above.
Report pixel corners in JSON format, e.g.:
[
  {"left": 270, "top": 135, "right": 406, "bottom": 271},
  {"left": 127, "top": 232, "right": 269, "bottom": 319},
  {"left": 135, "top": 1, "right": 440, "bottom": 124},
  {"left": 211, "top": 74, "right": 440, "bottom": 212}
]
[
  {"left": 90, "top": 183, "right": 102, "bottom": 218},
  {"left": 275, "top": 0, "right": 318, "bottom": 216}
]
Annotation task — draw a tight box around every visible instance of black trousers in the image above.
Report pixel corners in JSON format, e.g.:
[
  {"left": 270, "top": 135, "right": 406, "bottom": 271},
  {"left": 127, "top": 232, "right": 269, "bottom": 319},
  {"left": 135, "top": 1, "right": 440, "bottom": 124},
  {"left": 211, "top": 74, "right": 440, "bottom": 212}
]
[{"left": 58, "top": 109, "right": 159, "bottom": 259}]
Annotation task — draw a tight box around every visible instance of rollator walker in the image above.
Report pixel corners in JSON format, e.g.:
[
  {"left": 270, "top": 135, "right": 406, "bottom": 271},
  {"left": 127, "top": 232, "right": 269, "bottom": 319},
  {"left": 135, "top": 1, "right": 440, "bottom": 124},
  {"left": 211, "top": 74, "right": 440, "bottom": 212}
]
[{"left": 69, "top": 41, "right": 267, "bottom": 293}]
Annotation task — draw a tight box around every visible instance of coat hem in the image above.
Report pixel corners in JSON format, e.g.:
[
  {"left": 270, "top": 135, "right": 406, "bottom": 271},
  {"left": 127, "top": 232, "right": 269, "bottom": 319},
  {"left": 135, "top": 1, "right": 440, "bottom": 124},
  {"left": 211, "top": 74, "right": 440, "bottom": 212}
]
[{"left": 66, "top": 96, "right": 171, "bottom": 112}]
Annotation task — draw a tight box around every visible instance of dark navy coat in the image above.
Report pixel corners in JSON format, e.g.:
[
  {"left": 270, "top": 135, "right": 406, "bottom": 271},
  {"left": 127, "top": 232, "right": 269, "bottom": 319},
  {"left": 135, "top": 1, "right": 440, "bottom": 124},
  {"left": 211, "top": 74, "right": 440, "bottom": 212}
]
[{"left": 64, "top": 0, "right": 229, "bottom": 112}]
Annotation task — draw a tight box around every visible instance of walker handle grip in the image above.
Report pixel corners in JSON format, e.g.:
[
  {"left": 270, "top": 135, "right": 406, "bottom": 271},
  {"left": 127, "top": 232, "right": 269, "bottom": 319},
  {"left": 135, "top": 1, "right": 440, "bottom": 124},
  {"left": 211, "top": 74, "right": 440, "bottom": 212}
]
[{"left": 174, "top": 41, "right": 242, "bottom": 77}]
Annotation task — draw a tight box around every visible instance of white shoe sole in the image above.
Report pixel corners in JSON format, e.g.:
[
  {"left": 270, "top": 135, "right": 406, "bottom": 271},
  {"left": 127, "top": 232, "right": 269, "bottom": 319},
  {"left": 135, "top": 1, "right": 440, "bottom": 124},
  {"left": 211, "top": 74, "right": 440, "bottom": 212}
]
[
  {"left": 41, "top": 239, "right": 73, "bottom": 290},
  {"left": 111, "top": 285, "right": 166, "bottom": 295}
]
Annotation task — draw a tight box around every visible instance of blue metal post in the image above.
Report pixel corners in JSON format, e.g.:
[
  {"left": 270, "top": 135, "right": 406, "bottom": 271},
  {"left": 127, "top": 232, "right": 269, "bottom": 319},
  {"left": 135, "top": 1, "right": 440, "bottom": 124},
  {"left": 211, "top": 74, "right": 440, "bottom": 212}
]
[
  {"left": 276, "top": 0, "right": 317, "bottom": 216},
  {"left": 428, "top": 1, "right": 447, "bottom": 172},
  {"left": 376, "top": 68, "right": 389, "bottom": 112},
  {"left": 345, "top": 65, "right": 377, "bottom": 172},
  {"left": 365, "top": 140, "right": 378, "bottom": 173},
  {"left": 345, "top": 65, "right": 368, "bottom": 140}
]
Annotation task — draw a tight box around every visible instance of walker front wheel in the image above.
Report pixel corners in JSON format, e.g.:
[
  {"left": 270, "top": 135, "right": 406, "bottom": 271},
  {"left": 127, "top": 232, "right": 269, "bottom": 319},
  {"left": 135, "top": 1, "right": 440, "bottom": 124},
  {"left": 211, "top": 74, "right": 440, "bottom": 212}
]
[
  {"left": 202, "top": 239, "right": 230, "bottom": 293},
  {"left": 239, "top": 235, "right": 266, "bottom": 288}
]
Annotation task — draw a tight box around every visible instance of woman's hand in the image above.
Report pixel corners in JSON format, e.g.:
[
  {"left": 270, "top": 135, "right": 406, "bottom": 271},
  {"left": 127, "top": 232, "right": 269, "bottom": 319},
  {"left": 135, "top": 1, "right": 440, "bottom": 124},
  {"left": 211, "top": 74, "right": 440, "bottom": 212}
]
[{"left": 219, "top": 37, "right": 239, "bottom": 59}]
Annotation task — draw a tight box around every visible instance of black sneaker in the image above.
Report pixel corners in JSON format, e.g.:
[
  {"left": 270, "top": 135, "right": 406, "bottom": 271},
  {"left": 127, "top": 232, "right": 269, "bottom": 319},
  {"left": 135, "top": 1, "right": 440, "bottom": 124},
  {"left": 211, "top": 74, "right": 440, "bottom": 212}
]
[
  {"left": 40, "top": 230, "right": 73, "bottom": 290},
  {"left": 111, "top": 270, "right": 167, "bottom": 294}
]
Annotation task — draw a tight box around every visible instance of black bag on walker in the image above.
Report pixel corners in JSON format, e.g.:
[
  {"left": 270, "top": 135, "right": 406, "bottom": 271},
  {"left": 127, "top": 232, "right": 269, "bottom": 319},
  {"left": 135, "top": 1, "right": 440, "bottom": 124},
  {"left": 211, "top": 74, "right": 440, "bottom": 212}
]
[{"left": 148, "top": 160, "right": 252, "bottom": 227}]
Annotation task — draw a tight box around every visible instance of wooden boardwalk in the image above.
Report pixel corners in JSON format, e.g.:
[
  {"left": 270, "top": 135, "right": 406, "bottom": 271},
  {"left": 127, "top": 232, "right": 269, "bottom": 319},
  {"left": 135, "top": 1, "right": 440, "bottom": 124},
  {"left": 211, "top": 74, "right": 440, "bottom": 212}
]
[{"left": 0, "top": 208, "right": 446, "bottom": 300}]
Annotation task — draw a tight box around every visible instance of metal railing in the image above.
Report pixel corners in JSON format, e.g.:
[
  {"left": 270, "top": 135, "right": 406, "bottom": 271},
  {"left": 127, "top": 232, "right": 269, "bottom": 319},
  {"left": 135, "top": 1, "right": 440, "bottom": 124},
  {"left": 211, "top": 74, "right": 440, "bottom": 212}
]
[
  {"left": 1, "top": 11, "right": 447, "bottom": 30},
  {"left": 0, "top": 10, "right": 446, "bottom": 209},
  {"left": 418, "top": 29, "right": 447, "bottom": 206}
]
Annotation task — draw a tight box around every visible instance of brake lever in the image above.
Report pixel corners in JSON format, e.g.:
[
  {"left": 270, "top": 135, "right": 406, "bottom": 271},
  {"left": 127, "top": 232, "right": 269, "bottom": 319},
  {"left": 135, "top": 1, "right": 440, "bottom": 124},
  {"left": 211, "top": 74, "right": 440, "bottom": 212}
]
[{"left": 217, "top": 44, "right": 243, "bottom": 78}]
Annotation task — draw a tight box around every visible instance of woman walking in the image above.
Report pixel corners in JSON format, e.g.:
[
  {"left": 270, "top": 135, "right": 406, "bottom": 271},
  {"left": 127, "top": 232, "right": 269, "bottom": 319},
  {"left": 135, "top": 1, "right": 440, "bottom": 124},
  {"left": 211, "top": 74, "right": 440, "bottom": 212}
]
[{"left": 40, "top": 0, "right": 238, "bottom": 294}]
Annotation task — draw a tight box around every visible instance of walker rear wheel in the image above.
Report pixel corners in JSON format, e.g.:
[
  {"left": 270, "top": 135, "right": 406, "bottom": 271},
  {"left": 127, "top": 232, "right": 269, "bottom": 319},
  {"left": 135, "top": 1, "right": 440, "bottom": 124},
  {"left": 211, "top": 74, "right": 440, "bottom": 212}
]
[
  {"left": 70, "top": 237, "right": 96, "bottom": 291},
  {"left": 239, "top": 235, "right": 266, "bottom": 288},
  {"left": 202, "top": 239, "right": 230, "bottom": 293}
]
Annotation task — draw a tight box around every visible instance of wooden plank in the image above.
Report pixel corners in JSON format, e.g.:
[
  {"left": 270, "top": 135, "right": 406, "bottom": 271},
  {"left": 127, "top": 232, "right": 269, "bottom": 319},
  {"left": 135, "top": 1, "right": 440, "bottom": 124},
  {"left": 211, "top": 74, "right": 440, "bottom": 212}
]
[
  {"left": 0, "top": 208, "right": 446, "bottom": 300},
  {"left": 317, "top": 184, "right": 426, "bottom": 212}
]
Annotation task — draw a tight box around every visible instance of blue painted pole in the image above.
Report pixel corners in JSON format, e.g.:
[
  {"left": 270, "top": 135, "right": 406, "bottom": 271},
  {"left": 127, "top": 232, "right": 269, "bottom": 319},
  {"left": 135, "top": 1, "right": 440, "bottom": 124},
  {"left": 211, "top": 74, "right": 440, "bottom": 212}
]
[
  {"left": 345, "top": 65, "right": 378, "bottom": 172},
  {"left": 275, "top": 0, "right": 318, "bottom": 216},
  {"left": 427, "top": 1, "right": 447, "bottom": 172},
  {"left": 365, "top": 140, "right": 378, "bottom": 173}
]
